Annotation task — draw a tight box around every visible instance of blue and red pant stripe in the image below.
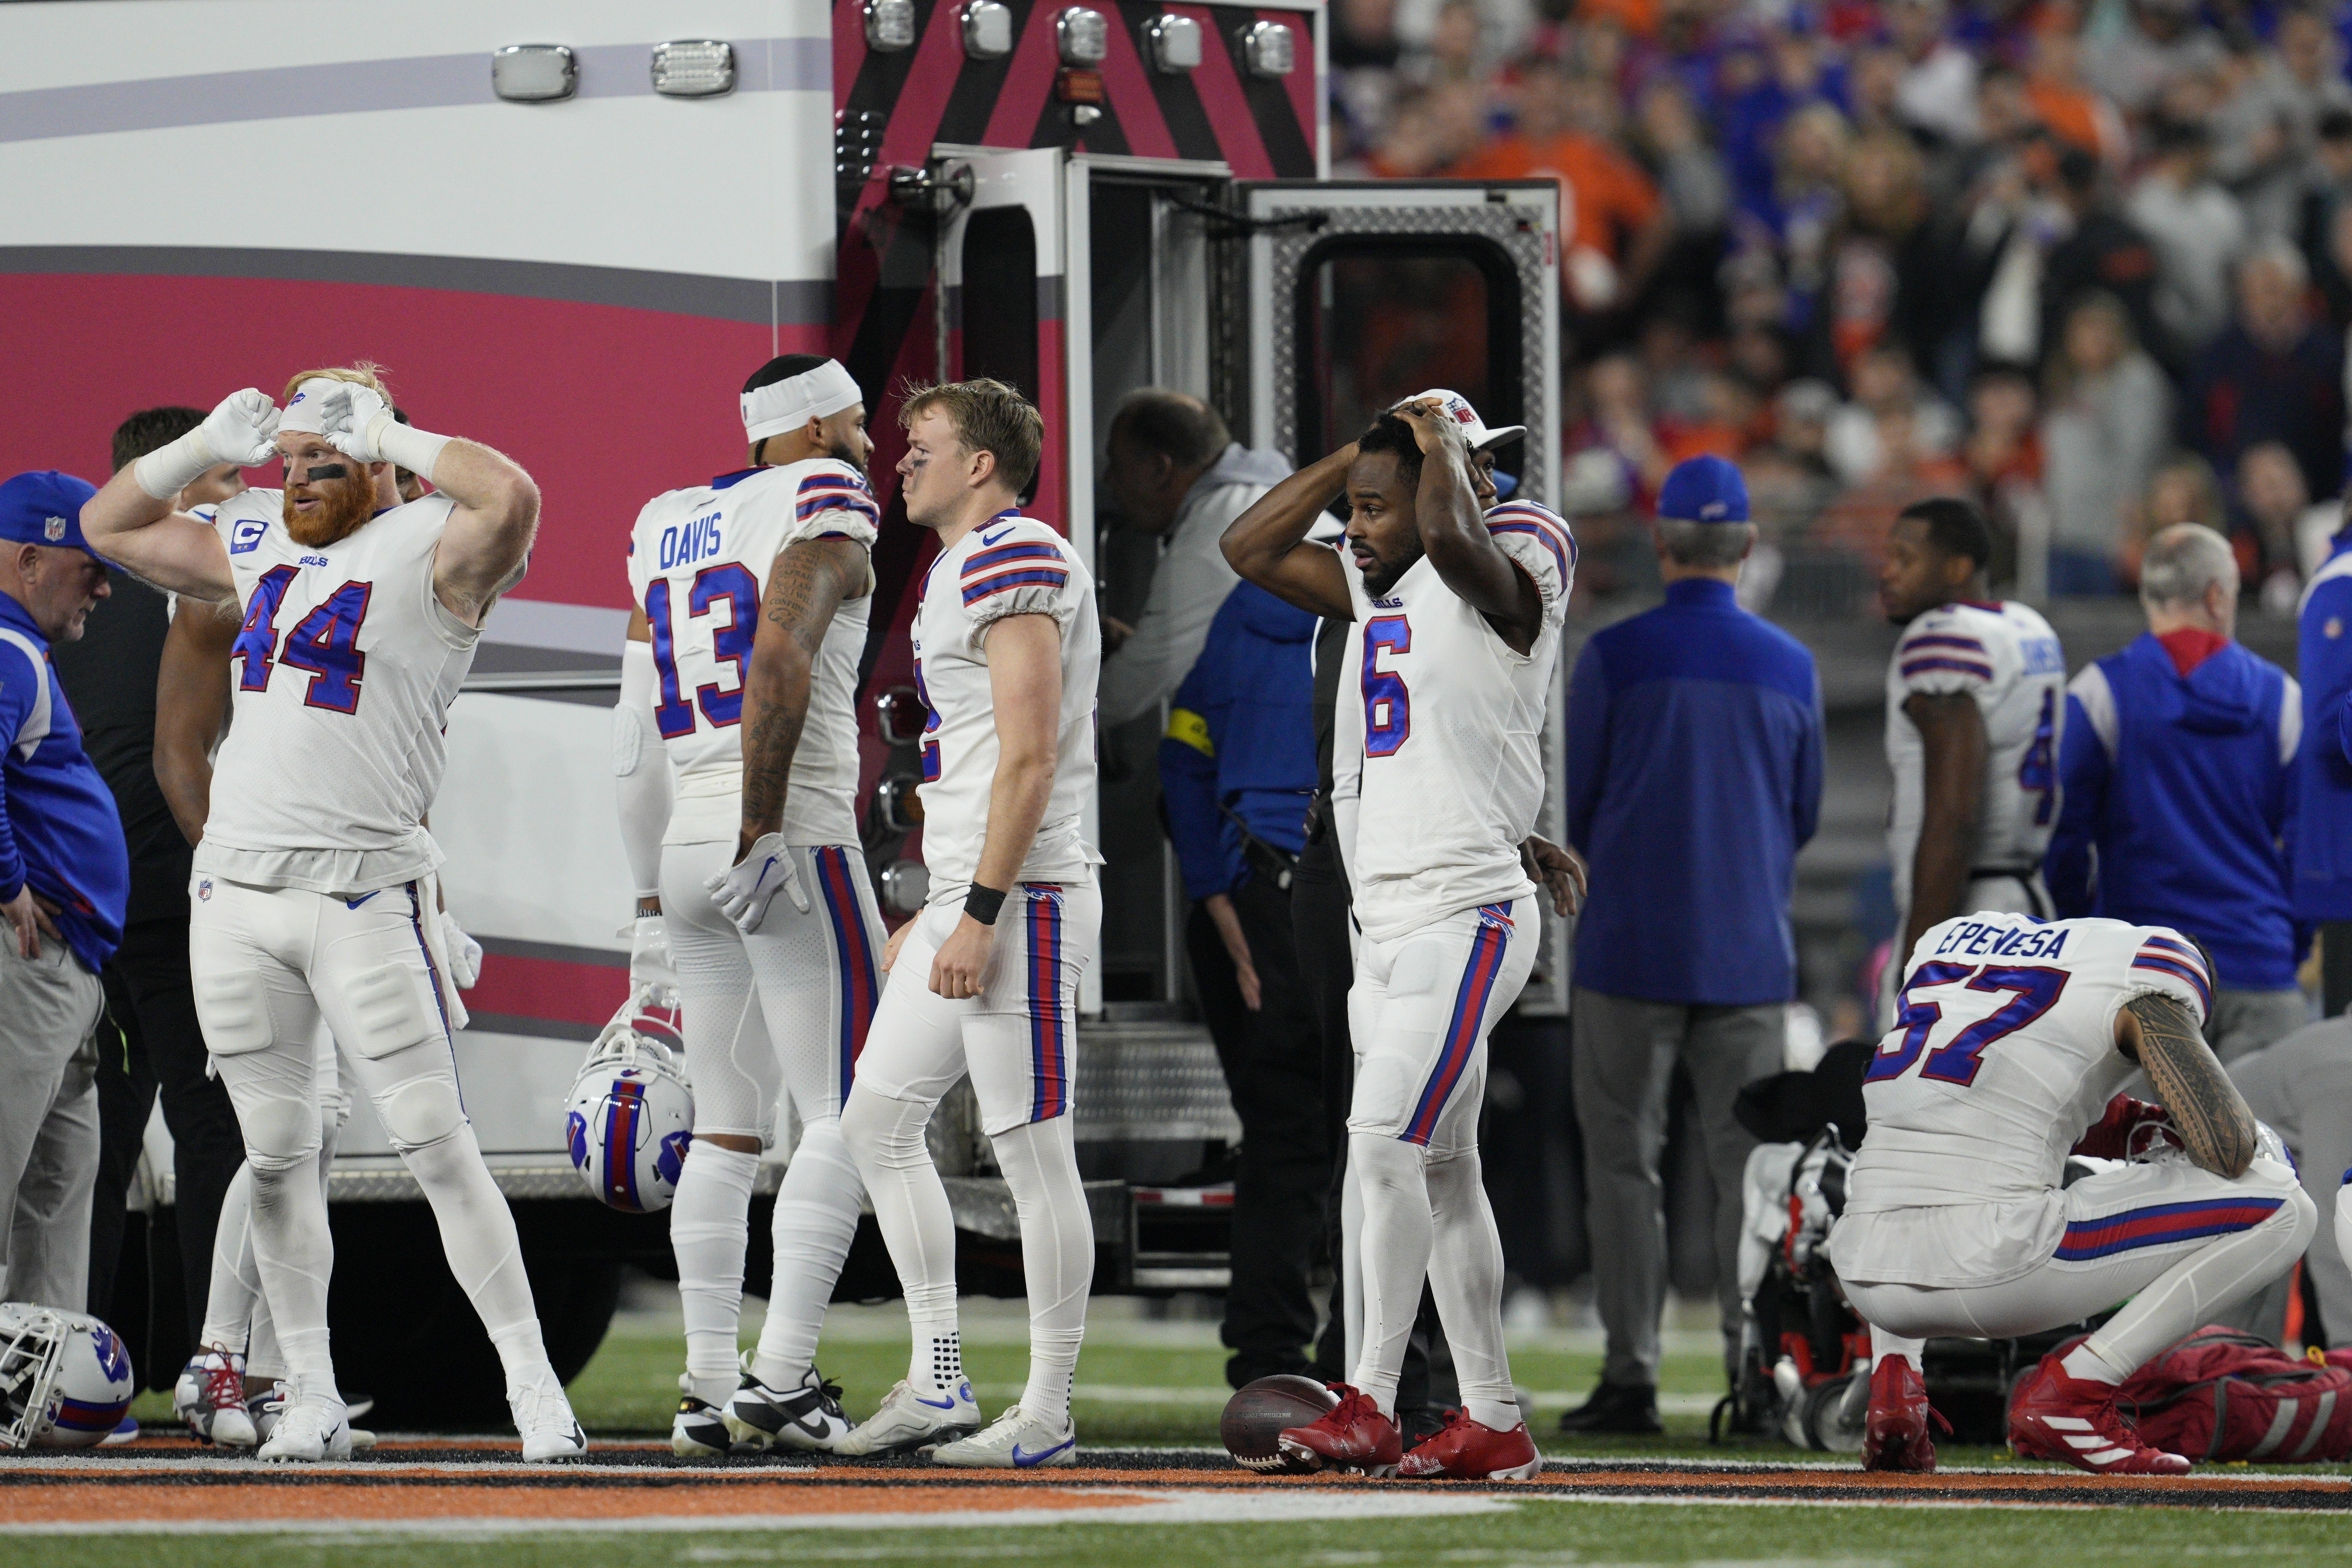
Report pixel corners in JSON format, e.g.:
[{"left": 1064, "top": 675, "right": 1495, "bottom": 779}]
[{"left": 1400, "top": 911, "right": 1512, "bottom": 1146}]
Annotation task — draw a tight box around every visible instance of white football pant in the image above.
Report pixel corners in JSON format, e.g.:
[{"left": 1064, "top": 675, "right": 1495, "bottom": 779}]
[
  {"left": 1346, "top": 896, "right": 1534, "bottom": 1432},
  {"left": 661, "top": 839, "right": 882, "bottom": 1403},
  {"left": 188, "top": 876, "right": 554, "bottom": 1399}
]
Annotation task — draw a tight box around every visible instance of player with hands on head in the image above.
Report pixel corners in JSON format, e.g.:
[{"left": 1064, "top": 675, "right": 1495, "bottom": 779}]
[
  {"left": 1831, "top": 916, "right": 2313, "bottom": 1475},
  {"left": 616, "top": 355, "right": 888, "bottom": 1459},
  {"left": 1222, "top": 394, "right": 1575, "bottom": 1480},
  {"left": 78, "top": 366, "right": 581, "bottom": 1463},
  {"left": 830, "top": 378, "right": 1103, "bottom": 1468}
]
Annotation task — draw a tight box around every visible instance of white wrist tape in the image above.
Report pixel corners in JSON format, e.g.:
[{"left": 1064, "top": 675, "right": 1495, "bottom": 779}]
[
  {"left": 371, "top": 415, "right": 452, "bottom": 483},
  {"left": 133, "top": 429, "right": 220, "bottom": 502}
]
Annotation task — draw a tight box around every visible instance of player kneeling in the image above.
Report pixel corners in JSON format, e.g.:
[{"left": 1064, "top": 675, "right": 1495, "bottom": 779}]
[{"left": 1830, "top": 914, "right": 2313, "bottom": 1474}]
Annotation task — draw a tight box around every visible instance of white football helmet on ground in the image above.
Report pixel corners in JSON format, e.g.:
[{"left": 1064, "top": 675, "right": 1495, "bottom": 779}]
[
  {"left": 565, "top": 984, "right": 694, "bottom": 1213},
  {"left": 0, "top": 1304, "right": 135, "bottom": 1450}
]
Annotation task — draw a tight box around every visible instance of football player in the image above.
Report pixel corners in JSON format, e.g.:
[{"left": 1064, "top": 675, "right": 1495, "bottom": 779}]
[
  {"left": 613, "top": 355, "right": 885, "bottom": 1457},
  {"left": 832, "top": 379, "right": 1102, "bottom": 1467},
  {"left": 1223, "top": 401, "right": 1571, "bottom": 1480},
  {"left": 80, "top": 367, "right": 582, "bottom": 1462},
  {"left": 1880, "top": 498, "right": 2067, "bottom": 1020},
  {"left": 1833, "top": 913, "right": 2314, "bottom": 1473}
]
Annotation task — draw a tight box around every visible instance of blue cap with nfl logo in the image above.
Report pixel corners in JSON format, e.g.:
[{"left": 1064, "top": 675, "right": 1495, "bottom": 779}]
[
  {"left": 1656, "top": 454, "right": 1750, "bottom": 525},
  {"left": 0, "top": 471, "right": 103, "bottom": 559}
]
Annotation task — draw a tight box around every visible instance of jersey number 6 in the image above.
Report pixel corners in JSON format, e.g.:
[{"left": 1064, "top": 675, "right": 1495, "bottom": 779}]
[
  {"left": 1865, "top": 961, "right": 2071, "bottom": 1087},
  {"left": 232, "top": 565, "right": 372, "bottom": 714},
  {"left": 1363, "top": 615, "right": 1412, "bottom": 757}
]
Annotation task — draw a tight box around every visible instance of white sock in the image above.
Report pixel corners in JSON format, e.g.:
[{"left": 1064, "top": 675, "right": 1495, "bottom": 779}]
[
  {"left": 244, "top": 1151, "right": 339, "bottom": 1398},
  {"left": 401, "top": 1125, "right": 550, "bottom": 1384},
  {"left": 2068, "top": 1189, "right": 2313, "bottom": 1386},
  {"left": 841, "top": 1087, "right": 965, "bottom": 1398},
  {"left": 670, "top": 1141, "right": 761, "bottom": 1404},
  {"left": 992, "top": 1115, "right": 1092, "bottom": 1429},
  {"left": 1348, "top": 1133, "right": 1432, "bottom": 1421},
  {"left": 750, "top": 1118, "right": 863, "bottom": 1392},
  {"left": 1424, "top": 1147, "right": 1516, "bottom": 1432},
  {"left": 199, "top": 1162, "right": 260, "bottom": 1357},
  {"left": 1870, "top": 1324, "right": 1925, "bottom": 1372}
]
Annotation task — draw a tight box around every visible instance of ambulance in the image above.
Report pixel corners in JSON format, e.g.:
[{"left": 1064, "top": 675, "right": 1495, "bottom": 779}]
[{"left": 0, "top": 0, "right": 1562, "bottom": 1418}]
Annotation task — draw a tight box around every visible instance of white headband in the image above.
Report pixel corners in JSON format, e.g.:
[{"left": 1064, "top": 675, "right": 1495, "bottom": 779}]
[
  {"left": 742, "top": 360, "right": 862, "bottom": 443},
  {"left": 278, "top": 377, "right": 363, "bottom": 436}
]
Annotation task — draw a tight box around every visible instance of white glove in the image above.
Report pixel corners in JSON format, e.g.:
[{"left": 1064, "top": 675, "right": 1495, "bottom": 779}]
[
  {"left": 320, "top": 384, "right": 451, "bottom": 481},
  {"left": 705, "top": 833, "right": 809, "bottom": 935},
  {"left": 2255, "top": 1120, "right": 2296, "bottom": 1174},
  {"left": 623, "top": 914, "right": 678, "bottom": 995},
  {"left": 439, "top": 912, "right": 483, "bottom": 989},
  {"left": 135, "top": 389, "right": 279, "bottom": 500}
]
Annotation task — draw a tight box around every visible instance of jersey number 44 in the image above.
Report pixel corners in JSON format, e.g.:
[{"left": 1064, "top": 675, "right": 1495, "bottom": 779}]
[{"left": 232, "top": 566, "right": 371, "bottom": 714}]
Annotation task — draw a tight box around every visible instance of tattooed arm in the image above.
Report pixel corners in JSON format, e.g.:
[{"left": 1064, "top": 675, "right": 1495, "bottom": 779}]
[
  {"left": 2117, "top": 993, "right": 2259, "bottom": 1179},
  {"left": 736, "top": 537, "right": 869, "bottom": 860}
]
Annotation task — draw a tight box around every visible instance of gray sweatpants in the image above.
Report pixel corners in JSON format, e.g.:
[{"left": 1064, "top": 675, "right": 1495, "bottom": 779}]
[
  {"left": 2221, "top": 1019, "right": 2352, "bottom": 1346},
  {"left": 0, "top": 936, "right": 103, "bottom": 1311},
  {"left": 1572, "top": 989, "right": 1783, "bottom": 1388},
  {"left": 2207, "top": 988, "right": 2310, "bottom": 1065}
]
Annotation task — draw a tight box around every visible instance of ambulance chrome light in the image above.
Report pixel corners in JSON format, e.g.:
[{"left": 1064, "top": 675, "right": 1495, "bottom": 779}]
[
  {"left": 490, "top": 44, "right": 577, "bottom": 103},
  {"left": 652, "top": 40, "right": 735, "bottom": 97},
  {"left": 1240, "top": 19, "right": 1295, "bottom": 77},
  {"left": 1057, "top": 7, "right": 1110, "bottom": 65},
  {"left": 865, "top": 0, "right": 918, "bottom": 52},
  {"left": 1146, "top": 14, "right": 1203, "bottom": 72},
  {"left": 962, "top": 0, "right": 1014, "bottom": 59}
]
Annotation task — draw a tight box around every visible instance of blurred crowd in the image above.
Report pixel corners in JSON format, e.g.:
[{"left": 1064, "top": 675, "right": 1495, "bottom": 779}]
[{"left": 1331, "top": 0, "right": 2352, "bottom": 609}]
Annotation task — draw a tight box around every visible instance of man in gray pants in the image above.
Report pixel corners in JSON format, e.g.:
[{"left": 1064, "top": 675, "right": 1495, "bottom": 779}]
[
  {"left": 0, "top": 471, "right": 131, "bottom": 1313},
  {"left": 1559, "top": 458, "right": 1823, "bottom": 1432},
  {"left": 2221, "top": 1017, "right": 2352, "bottom": 1347}
]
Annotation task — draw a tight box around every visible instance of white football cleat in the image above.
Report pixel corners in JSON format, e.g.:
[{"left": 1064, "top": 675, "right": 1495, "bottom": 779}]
[
  {"left": 248, "top": 1381, "right": 288, "bottom": 1446},
  {"left": 672, "top": 1386, "right": 739, "bottom": 1458},
  {"left": 837, "top": 1379, "right": 981, "bottom": 1457},
  {"left": 256, "top": 1386, "right": 352, "bottom": 1463},
  {"left": 724, "top": 1365, "right": 855, "bottom": 1453},
  {"left": 511, "top": 1371, "right": 588, "bottom": 1463},
  {"left": 924, "top": 1404, "right": 1077, "bottom": 1468},
  {"left": 174, "top": 1351, "right": 257, "bottom": 1447}
]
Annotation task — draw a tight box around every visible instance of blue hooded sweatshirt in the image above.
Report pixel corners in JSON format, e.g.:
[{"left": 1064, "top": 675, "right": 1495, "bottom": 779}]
[
  {"left": 1158, "top": 580, "right": 1317, "bottom": 901},
  {"left": 0, "top": 591, "right": 128, "bottom": 972},
  {"left": 2046, "top": 630, "right": 2301, "bottom": 989},
  {"left": 2296, "top": 529, "right": 2352, "bottom": 921}
]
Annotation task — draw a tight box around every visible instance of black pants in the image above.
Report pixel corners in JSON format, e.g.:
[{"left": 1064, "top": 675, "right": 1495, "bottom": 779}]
[
  {"left": 86, "top": 982, "right": 154, "bottom": 1322},
  {"left": 1188, "top": 875, "right": 1328, "bottom": 1388},
  {"left": 97, "top": 919, "right": 244, "bottom": 1344},
  {"left": 1290, "top": 834, "right": 1456, "bottom": 1417}
]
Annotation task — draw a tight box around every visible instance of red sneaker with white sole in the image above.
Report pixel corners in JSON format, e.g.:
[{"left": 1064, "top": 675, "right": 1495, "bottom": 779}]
[
  {"left": 1277, "top": 1384, "right": 1403, "bottom": 1476},
  {"left": 1862, "top": 1357, "right": 1948, "bottom": 1473},
  {"left": 2007, "top": 1353, "right": 2190, "bottom": 1475},
  {"left": 1397, "top": 1408, "right": 1542, "bottom": 1479}
]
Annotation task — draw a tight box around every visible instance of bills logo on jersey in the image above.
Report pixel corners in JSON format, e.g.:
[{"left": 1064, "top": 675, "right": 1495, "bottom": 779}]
[{"left": 230, "top": 517, "right": 268, "bottom": 555}]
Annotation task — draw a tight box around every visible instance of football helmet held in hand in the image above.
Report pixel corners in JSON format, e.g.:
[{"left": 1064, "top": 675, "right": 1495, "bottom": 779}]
[{"left": 564, "top": 987, "right": 695, "bottom": 1214}]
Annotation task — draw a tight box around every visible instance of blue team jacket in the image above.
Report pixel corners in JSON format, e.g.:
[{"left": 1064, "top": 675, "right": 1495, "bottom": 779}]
[
  {"left": 1157, "top": 580, "right": 1317, "bottom": 902},
  {"left": 0, "top": 592, "right": 128, "bottom": 972},
  {"left": 2298, "top": 530, "right": 2352, "bottom": 921},
  {"left": 2046, "top": 632, "right": 2300, "bottom": 989},
  {"left": 1567, "top": 577, "right": 1824, "bottom": 1005}
]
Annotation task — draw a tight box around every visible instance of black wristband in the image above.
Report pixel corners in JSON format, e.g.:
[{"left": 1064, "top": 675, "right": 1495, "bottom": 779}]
[{"left": 964, "top": 883, "right": 1009, "bottom": 926}]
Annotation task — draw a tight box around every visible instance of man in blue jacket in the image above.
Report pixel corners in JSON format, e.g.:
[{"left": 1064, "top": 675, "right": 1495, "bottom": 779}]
[
  {"left": 2301, "top": 514, "right": 2352, "bottom": 1016},
  {"left": 2047, "top": 524, "right": 2306, "bottom": 1058},
  {"left": 1561, "top": 455, "right": 1825, "bottom": 1433},
  {"left": 0, "top": 471, "right": 131, "bottom": 1313},
  {"left": 1160, "top": 576, "right": 1323, "bottom": 1388}
]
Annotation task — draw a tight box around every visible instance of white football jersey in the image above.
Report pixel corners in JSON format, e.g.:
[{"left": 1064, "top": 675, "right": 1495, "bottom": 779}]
[
  {"left": 1884, "top": 600, "right": 2066, "bottom": 920},
  {"left": 1834, "top": 912, "right": 2215, "bottom": 1285},
  {"left": 195, "top": 491, "right": 475, "bottom": 895},
  {"left": 910, "top": 511, "right": 1101, "bottom": 896},
  {"left": 624, "top": 461, "right": 878, "bottom": 848},
  {"left": 1341, "top": 500, "right": 1574, "bottom": 943}
]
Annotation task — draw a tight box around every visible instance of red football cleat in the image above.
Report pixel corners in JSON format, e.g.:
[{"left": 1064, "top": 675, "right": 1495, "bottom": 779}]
[
  {"left": 1277, "top": 1383, "right": 1403, "bottom": 1476},
  {"left": 1861, "top": 1357, "right": 1948, "bottom": 1473},
  {"left": 1397, "top": 1408, "right": 1542, "bottom": 1479},
  {"left": 2008, "top": 1353, "right": 2191, "bottom": 1475}
]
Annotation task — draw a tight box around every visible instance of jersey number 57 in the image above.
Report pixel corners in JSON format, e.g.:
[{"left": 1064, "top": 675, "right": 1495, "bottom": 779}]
[{"left": 1865, "top": 961, "right": 2071, "bottom": 1087}]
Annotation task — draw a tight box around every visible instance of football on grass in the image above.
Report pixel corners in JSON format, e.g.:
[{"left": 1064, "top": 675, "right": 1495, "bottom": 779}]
[{"left": 1221, "top": 1375, "right": 1339, "bottom": 1472}]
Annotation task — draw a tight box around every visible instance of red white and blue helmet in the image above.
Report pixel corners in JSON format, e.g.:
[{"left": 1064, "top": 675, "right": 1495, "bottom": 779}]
[
  {"left": 0, "top": 1303, "right": 134, "bottom": 1449},
  {"left": 564, "top": 986, "right": 694, "bottom": 1214}
]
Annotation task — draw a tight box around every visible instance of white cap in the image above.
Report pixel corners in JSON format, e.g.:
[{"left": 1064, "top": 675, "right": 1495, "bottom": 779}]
[
  {"left": 1408, "top": 388, "right": 1525, "bottom": 451},
  {"left": 741, "top": 359, "right": 862, "bottom": 444}
]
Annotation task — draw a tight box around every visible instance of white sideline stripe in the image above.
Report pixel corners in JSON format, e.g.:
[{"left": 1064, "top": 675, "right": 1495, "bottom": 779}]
[
  {"left": 0, "top": 1490, "right": 1518, "bottom": 1536},
  {"left": 1000, "top": 1386, "right": 1719, "bottom": 1412}
]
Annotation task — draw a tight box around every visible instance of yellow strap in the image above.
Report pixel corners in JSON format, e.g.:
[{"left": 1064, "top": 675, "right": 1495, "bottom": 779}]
[{"left": 1164, "top": 707, "right": 1213, "bottom": 756}]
